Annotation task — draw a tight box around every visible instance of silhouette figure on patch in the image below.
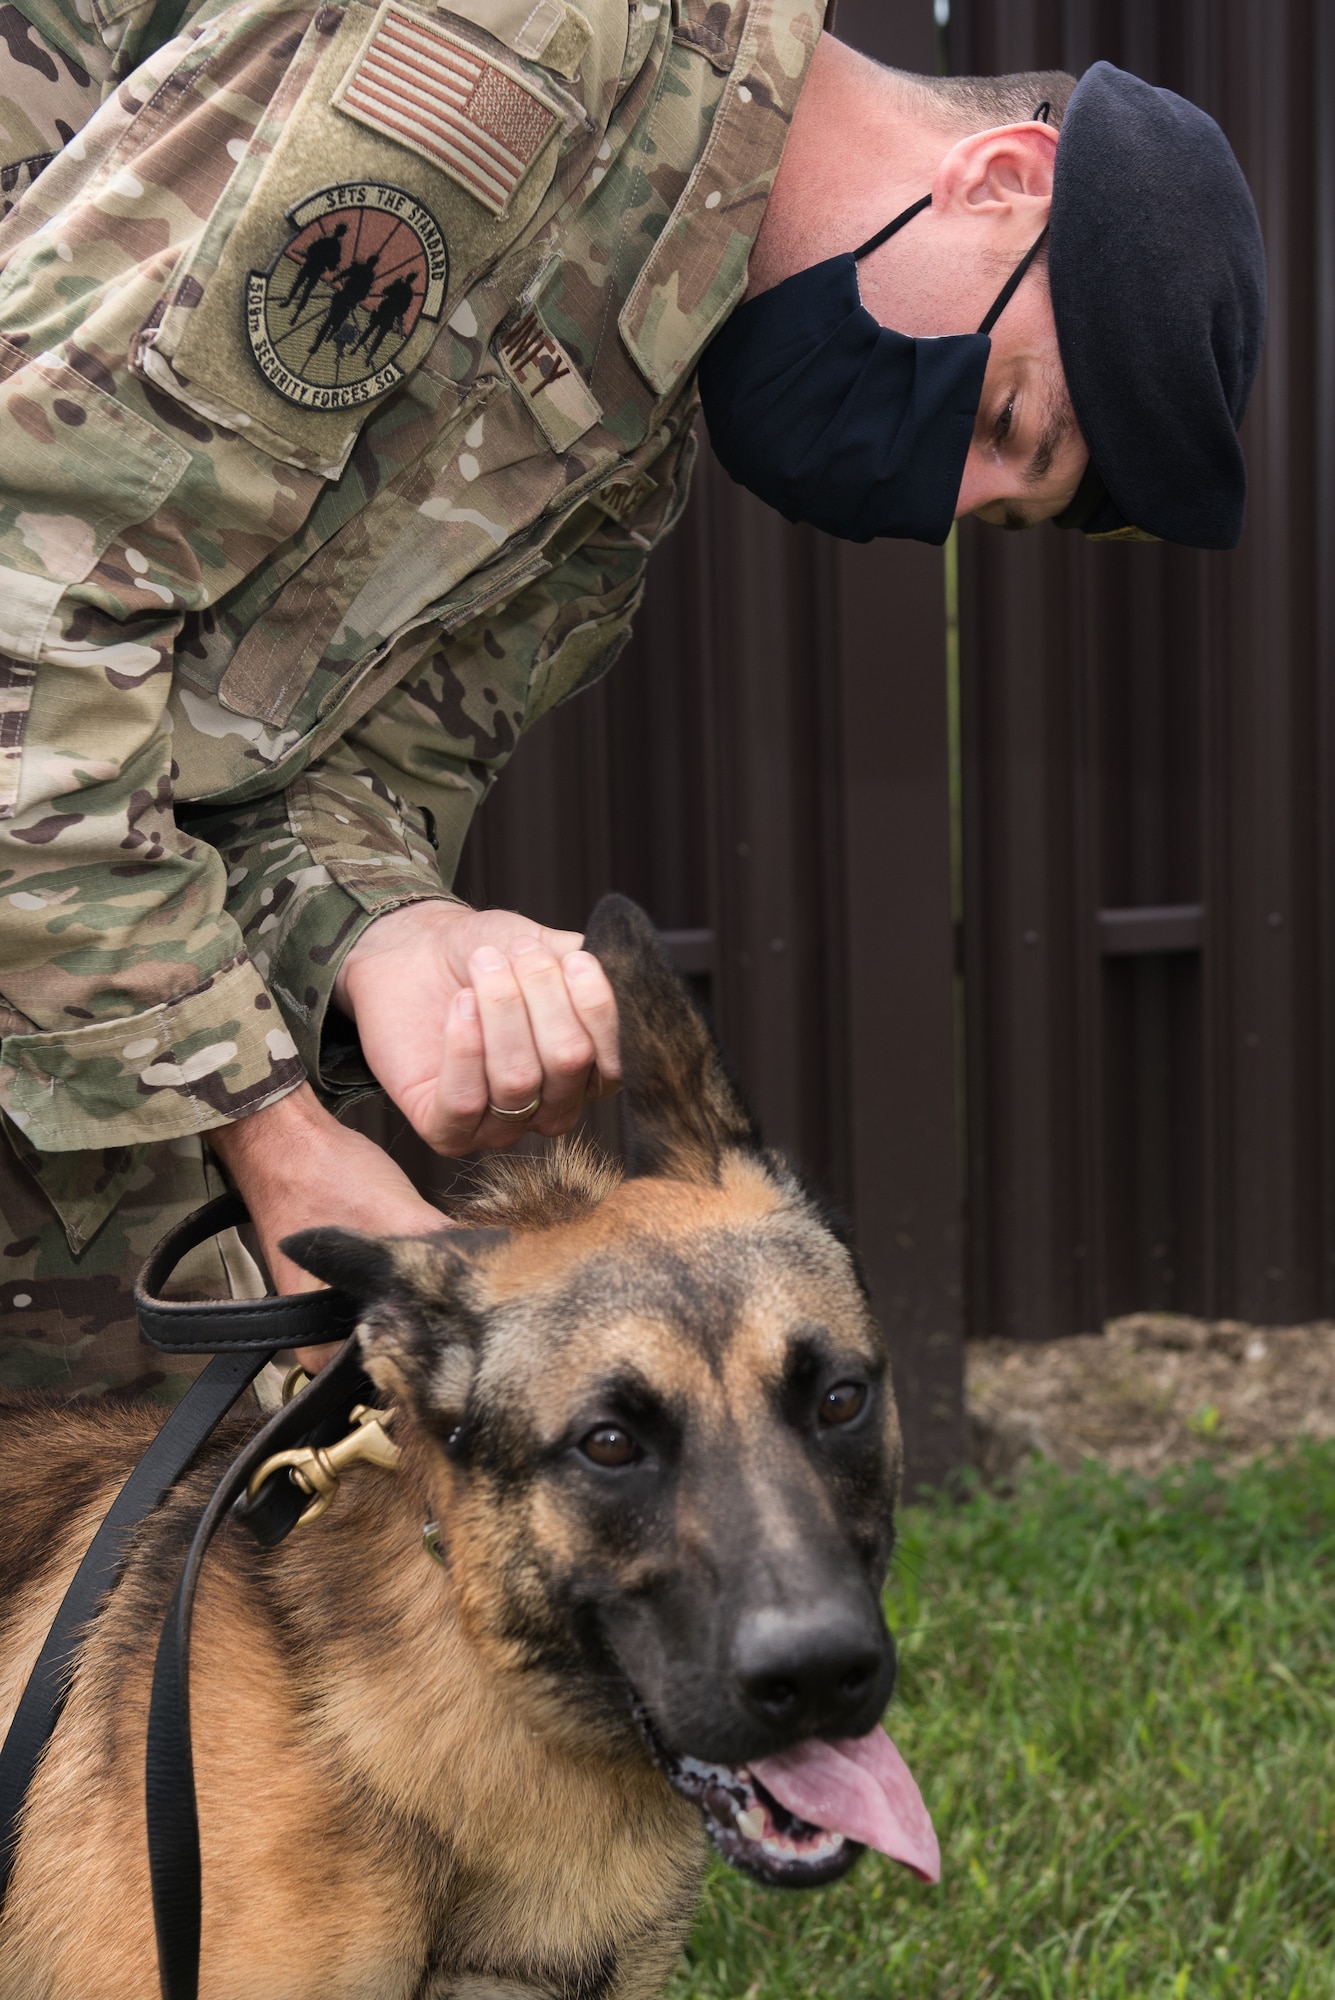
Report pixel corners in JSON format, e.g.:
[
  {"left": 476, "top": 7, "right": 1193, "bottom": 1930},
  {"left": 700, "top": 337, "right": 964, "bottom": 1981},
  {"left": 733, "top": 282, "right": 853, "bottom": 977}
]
[
  {"left": 310, "top": 250, "right": 380, "bottom": 359},
  {"left": 284, "top": 222, "right": 347, "bottom": 317},
  {"left": 355, "top": 275, "right": 418, "bottom": 366}
]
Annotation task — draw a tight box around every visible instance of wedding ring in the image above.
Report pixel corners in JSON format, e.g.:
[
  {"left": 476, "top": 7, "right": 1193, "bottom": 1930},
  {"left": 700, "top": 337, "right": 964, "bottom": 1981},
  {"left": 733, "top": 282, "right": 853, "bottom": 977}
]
[{"left": 487, "top": 1094, "right": 542, "bottom": 1122}]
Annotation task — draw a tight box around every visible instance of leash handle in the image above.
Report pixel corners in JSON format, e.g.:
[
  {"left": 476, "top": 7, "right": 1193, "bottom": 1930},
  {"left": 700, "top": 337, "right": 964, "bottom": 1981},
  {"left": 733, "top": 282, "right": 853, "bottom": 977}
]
[{"left": 134, "top": 1191, "right": 361, "bottom": 1352}]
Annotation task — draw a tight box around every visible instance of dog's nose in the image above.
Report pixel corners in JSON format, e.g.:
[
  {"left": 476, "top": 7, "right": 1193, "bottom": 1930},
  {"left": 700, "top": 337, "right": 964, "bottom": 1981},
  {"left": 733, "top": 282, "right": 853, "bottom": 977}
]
[{"left": 731, "top": 1602, "right": 889, "bottom": 1736}]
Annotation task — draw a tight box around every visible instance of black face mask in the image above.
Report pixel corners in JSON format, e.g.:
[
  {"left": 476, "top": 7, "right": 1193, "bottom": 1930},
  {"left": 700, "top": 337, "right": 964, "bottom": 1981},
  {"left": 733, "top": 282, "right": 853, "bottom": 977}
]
[{"left": 697, "top": 194, "right": 1049, "bottom": 546}]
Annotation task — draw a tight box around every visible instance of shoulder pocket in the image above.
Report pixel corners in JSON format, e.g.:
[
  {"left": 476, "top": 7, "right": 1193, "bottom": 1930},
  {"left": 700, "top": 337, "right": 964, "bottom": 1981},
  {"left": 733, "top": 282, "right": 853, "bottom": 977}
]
[
  {"left": 433, "top": 0, "right": 593, "bottom": 76},
  {"left": 139, "top": 0, "right": 572, "bottom": 478},
  {"left": 0, "top": 335, "right": 189, "bottom": 587},
  {"left": 672, "top": 0, "right": 748, "bottom": 71}
]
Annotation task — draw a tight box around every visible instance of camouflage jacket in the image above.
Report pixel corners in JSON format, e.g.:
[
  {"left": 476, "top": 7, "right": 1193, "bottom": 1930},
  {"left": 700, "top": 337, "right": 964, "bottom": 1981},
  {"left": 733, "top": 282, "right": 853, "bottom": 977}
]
[{"left": 0, "top": 0, "right": 823, "bottom": 1246}]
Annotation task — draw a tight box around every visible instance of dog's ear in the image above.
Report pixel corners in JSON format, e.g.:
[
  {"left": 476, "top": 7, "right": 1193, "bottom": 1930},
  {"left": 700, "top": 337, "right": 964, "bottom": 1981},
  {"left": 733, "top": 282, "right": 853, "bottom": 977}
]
[
  {"left": 583, "top": 893, "right": 760, "bottom": 1184},
  {"left": 279, "top": 1225, "right": 398, "bottom": 1299},
  {"left": 280, "top": 1225, "right": 509, "bottom": 1424},
  {"left": 280, "top": 1225, "right": 506, "bottom": 1298}
]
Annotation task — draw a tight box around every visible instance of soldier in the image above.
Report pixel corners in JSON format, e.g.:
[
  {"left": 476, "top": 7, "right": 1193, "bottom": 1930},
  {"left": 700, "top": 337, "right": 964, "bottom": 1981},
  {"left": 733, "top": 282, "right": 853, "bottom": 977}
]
[
  {"left": 283, "top": 218, "right": 348, "bottom": 317},
  {"left": 309, "top": 245, "right": 379, "bottom": 357},
  {"left": 0, "top": 1, "right": 1263, "bottom": 1397},
  {"left": 357, "top": 273, "right": 418, "bottom": 367}
]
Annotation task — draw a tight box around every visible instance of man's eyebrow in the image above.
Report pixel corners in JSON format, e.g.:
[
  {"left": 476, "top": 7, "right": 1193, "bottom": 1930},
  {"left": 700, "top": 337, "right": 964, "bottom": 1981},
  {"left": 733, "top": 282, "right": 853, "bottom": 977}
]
[
  {"left": 1001, "top": 503, "right": 1033, "bottom": 531},
  {"left": 1024, "top": 389, "right": 1076, "bottom": 487}
]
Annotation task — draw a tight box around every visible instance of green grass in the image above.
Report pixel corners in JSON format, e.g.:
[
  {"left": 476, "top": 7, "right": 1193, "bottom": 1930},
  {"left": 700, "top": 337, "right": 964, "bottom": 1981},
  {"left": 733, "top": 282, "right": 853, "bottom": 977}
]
[{"left": 665, "top": 1446, "right": 1335, "bottom": 1999}]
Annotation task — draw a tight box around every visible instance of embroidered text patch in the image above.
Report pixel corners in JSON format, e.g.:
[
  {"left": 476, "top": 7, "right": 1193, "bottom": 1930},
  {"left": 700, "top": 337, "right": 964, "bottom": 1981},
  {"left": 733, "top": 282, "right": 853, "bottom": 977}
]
[{"left": 496, "top": 309, "right": 602, "bottom": 452}]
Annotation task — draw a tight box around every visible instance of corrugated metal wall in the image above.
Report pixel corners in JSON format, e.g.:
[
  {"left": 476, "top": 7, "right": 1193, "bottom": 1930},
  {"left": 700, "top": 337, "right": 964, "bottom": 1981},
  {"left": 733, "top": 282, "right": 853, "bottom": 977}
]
[
  {"left": 952, "top": 0, "right": 1335, "bottom": 1340},
  {"left": 360, "top": 0, "right": 1331, "bottom": 1485}
]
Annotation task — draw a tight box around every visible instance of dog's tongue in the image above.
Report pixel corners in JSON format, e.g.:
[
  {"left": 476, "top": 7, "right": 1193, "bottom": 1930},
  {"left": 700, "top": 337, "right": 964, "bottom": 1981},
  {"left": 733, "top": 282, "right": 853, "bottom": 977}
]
[{"left": 750, "top": 1728, "right": 940, "bottom": 1883}]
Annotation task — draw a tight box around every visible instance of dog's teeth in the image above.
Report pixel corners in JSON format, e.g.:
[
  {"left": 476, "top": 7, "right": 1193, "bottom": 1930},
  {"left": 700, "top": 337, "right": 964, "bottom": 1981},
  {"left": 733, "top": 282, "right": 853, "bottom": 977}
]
[
  {"left": 759, "top": 1828, "right": 843, "bottom": 1865},
  {"left": 680, "top": 1755, "right": 730, "bottom": 1786},
  {"left": 735, "top": 1806, "right": 766, "bottom": 1841}
]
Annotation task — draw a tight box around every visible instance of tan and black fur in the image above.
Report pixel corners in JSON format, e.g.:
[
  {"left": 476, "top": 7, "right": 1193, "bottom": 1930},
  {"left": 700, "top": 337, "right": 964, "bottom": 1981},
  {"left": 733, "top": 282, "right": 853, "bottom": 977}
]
[{"left": 0, "top": 897, "right": 903, "bottom": 2000}]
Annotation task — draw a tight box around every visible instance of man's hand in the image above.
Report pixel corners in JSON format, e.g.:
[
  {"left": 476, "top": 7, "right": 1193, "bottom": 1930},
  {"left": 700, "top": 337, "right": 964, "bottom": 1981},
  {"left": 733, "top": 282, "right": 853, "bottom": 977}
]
[
  {"left": 210, "top": 1082, "right": 446, "bottom": 1371},
  {"left": 333, "top": 901, "right": 621, "bottom": 1155}
]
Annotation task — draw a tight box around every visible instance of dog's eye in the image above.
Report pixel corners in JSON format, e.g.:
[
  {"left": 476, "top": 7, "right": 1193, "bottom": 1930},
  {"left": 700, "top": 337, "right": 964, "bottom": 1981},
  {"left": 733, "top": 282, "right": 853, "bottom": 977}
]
[
  {"left": 819, "top": 1382, "right": 867, "bottom": 1428},
  {"left": 579, "top": 1425, "right": 643, "bottom": 1469}
]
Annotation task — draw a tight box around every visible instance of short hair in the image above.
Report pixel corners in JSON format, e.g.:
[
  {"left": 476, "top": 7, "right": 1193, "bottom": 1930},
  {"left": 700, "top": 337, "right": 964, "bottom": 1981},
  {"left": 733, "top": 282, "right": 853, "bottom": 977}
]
[
  {"left": 887, "top": 67, "right": 1079, "bottom": 135},
  {"left": 882, "top": 66, "right": 1078, "bottom": 278}
]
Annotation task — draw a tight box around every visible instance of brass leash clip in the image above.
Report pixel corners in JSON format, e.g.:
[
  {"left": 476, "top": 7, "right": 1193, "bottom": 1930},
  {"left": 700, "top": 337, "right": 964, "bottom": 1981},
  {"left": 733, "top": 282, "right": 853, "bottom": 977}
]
[{"left": 245, "top": 1404, "right": 402, "bottom": 1528}]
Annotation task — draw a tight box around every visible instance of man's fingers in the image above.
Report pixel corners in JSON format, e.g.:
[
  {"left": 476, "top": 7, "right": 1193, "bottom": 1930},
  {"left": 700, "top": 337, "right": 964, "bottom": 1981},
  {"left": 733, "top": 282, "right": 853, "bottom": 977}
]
[
  {"left": 464, "top": 944, "right": 563, "bottom": 1148},
  {"left": 293, "top": 1339, "right": 344, "bottom": 1374},
  {"left": 562, "top": 951, "right": 621, "bottom": 1093},
  {"left": 425, "top": 986, "right": 491, "bottom": 1154},
  {"left": 470, "top": 943, "right": 545, "bottom": 1101},
  {"left": 410, "top": 939, "right": 620, "bottom": 1154},
  {"left": 534, "top": 923, "right": 585, "bottom": 960},
  {"left": 506, "top": 938, "right": 597, "bottom": 1134}
]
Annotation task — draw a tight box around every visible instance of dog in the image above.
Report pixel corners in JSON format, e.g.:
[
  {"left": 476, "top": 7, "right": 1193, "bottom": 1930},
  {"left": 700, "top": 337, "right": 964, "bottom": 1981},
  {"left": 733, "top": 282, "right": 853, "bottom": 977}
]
[{"left": 0, "top": 896, "right": 936, "bottom": 2000}]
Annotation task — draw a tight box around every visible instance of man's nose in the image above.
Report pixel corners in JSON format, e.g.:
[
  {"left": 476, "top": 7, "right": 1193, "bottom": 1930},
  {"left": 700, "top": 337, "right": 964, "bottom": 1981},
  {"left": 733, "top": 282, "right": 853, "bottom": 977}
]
[{"left": 731, "top": 1600, "right": 893, "bottom": 1738}]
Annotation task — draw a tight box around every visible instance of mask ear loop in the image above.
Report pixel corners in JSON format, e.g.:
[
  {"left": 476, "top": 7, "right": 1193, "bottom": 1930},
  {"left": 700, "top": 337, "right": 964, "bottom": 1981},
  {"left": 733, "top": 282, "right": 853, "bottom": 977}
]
[
  {"left": 849, "top": 188, "right": 1048, "bottom": 333},
  {"left": 975, "top": 98, "right": 1054, "bottom": 331},
  {"left": 853, "top": 194, "right": 933, "bottom": 264},
  {"left": 976, "top": 224, "right": 1050, "bottom": 335}
]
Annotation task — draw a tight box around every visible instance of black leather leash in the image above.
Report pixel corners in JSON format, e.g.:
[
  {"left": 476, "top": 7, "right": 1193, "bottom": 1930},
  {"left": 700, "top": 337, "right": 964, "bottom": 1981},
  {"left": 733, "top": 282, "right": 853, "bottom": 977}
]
[
  {"left": 135, "top": 1191, "right": 361, "bottom": 1354},
  {"left": 0, "top": 1191, "right": 372, "bottom": 2000},
  {"left": 147, "top": 1338, "right": 373, "bottom": 2000},
  {"left": 0, "top": 1346, "right": 265, "bottom": 1915}
]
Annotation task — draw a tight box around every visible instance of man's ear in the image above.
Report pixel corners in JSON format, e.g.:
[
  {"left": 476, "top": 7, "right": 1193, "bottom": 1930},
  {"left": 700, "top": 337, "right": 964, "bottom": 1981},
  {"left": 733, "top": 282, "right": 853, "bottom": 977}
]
[
  {"left": 280, "top": 1224, "right": 509, "bottom": 1421},
  {"left": 935, "top": 120, "right": 1057, "bottom": 216},
  {"left": 583, "top": 893, "right": 760, "bottom": 1185}
]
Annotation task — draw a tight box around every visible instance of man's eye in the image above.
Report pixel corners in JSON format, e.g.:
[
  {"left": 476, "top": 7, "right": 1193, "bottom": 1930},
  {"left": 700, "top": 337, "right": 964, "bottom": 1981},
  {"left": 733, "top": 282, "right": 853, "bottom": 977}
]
[{"left": 994, "top": 398, "right": 1015, "bottom": 445}]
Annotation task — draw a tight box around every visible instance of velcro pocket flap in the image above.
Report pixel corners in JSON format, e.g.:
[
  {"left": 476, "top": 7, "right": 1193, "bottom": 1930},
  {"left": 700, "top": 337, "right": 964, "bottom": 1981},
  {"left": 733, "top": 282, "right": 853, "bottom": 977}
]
[
  {"left": 673, "top": 0, "right": 748, "bottom": 71},
  {"left": 436, "top": 0, "right": 592, "bottom": 77},
  {"left": 0, "top": 336, "right": 189, "bottom": 586},
  {"left": 619, "top": 0, "right": 819, "bottom": 398}
]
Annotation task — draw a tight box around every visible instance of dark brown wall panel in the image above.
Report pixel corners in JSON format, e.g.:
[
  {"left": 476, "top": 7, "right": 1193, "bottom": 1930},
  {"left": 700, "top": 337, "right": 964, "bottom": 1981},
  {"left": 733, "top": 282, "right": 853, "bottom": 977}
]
[{"left": 953, "top": 0, "right": 1333, "bottom": 1334}]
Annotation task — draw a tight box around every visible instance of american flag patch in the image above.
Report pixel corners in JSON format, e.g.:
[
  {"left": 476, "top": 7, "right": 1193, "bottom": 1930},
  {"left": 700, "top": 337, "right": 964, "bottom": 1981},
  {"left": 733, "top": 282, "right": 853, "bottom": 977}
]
[{"left": 334, "top": 4, "right": 558, "bottom": 216}]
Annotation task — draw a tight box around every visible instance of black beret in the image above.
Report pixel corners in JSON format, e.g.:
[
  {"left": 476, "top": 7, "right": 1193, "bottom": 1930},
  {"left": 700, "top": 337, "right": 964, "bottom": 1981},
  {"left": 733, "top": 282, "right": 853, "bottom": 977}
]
[{"left": 1047, "top": 61, "right": 1266, "bottom": 550}]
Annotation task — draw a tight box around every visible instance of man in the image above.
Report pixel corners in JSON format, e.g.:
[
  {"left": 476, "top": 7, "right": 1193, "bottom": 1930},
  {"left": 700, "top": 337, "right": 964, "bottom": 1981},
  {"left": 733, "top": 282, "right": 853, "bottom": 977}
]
[{"left": 0, "top": 0, "right": 1263, "bottom": 1395}]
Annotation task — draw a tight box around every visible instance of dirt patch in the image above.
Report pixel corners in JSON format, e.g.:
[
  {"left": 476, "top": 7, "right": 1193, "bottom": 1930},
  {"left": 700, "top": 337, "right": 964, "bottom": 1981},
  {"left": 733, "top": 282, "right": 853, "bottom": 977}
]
[{"left": 966, "top": 1314, "right": 1335, "bottom": 1484}]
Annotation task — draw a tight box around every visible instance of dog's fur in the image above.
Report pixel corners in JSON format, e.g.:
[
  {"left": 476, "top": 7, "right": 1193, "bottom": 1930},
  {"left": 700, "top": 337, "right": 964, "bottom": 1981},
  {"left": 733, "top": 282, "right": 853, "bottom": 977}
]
[{"left": 0, "top": 898, "right": 902, "bottom": 2000}]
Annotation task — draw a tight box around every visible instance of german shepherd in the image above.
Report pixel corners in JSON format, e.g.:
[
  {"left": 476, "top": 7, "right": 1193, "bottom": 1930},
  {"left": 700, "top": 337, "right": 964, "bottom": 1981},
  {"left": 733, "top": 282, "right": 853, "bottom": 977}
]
[{"left": 0, "top": 896, "right": 936, "bottom": 2000}]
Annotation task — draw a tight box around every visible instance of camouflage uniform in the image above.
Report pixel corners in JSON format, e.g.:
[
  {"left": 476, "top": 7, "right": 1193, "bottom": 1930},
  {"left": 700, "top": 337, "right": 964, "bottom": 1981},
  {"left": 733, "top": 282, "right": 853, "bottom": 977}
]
[{"left": 0, "top": 0, "right": 823, "bottom": 1396}]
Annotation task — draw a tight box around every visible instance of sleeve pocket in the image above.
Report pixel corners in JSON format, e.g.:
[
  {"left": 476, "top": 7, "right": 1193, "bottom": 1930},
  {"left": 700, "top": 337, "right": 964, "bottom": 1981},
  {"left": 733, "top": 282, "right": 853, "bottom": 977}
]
[
  {"left": 524, "top": 571, "right": 645, "bottom": 725},
  {"left": 0, "top": 335, "right": 190, "bottom": 586}
]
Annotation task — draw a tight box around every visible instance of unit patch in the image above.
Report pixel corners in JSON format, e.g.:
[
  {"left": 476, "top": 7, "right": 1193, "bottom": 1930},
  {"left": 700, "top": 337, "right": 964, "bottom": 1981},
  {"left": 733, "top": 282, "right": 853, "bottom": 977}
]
[
  {"left": 333, "top": 4, "right": 559, "bottom": 217},
  {"left": 245, "top": 183, "right": 448, "bottom": 410}
]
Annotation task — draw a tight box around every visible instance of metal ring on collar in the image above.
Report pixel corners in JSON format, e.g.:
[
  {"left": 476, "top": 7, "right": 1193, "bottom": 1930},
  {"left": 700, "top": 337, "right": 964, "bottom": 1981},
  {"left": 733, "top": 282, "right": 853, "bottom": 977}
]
[{"left": 487, "top": 1094, "right": 542, "bottom": 1122}]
